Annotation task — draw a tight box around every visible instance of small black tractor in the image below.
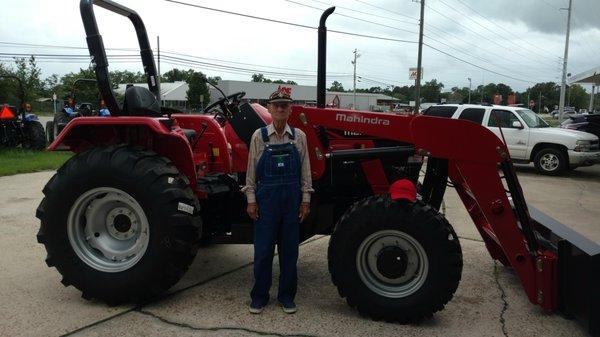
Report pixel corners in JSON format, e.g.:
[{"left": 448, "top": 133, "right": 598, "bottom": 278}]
[{"left": 0, "top": 75, "right": 45, "bottom": 150}]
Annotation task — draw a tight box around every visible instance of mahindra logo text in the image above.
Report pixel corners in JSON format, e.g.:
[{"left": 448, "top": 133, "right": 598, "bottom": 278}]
[{"left": 335, "top": 113, "right": 390, "bottom": 126}]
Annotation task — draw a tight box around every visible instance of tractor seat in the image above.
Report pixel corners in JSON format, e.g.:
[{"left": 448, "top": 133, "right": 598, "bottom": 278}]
[
  {"left": 228, "top": 102, "right": 267, "bottom": 148},
  {"left": 122, "top": 86, "right": 162, "bottom": 117},
  {"left": 181, "top": 128, "right": 197, "bottom": 144}
]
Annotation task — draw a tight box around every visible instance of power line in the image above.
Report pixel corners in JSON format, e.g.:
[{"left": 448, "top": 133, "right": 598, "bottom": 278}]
[
  {"left": 452, "top": 0, "right": 559, "bottom": 57},
  {"left": 163, "top": 0, "right": 416, "bottom": 44},
  {"left": 423, "top": 32, "right": 549, "bottom": 81},
  {"left": 304, "top": 0, "right": 417, "bottom": 25},
  {"left": 425, "top": 4, "right": 558, "bottom": 68},
  {"left": 284, "top": 0, "right": 417, "bottom": 35},
  {"left": 540, "top": 0, "right": 561, "bottom": 11},
  {"left": 351, "top": 0, "right": 417, "bottom": 21},
  {"left": 438, "top": 0, "right": 559, "bottom": 60},
  {"left": 0, "top": 41, "right": 350, "bottom": 75},
  {"left": 0, "top": 51, "right": 353, "bottom": 81},
  {"left": 423, "top": 43, "right": 540, "bottom": 84}
]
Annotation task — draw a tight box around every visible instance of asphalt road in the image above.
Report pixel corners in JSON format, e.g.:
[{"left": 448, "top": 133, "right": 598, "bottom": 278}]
[{"left": 0, "top": 165, "right": 598, "bottom": 337}]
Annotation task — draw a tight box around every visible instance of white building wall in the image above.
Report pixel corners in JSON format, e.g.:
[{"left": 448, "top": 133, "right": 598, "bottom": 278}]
[{"left": 209, "top": 80, "right": 396, "bottom": 110}]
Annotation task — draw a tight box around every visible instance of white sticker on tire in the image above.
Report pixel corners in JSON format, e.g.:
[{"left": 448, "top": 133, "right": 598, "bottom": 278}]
[
  {"left": 178, "top": 202, "right": 194, "bottom": 214},
  {"left": 168, "top": 177, "right": 175, "bottom": 184}
]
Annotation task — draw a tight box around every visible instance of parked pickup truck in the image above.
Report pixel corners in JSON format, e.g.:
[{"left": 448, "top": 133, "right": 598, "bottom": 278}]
[{"left": 424, "top": 104, "right": 600, "bottom": 175}]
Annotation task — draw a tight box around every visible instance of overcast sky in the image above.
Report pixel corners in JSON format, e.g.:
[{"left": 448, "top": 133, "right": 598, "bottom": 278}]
[{"left": 1, "top": 0, "right": 599, "bottom": 92}]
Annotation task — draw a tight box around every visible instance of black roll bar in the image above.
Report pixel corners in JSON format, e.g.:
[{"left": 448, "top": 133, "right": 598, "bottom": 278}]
[
  {"left": 79, "top": 0, "right": 160, "bottom": 115},
  {"left": 317, "top": 7, "right": 335, "bottom": 109}
]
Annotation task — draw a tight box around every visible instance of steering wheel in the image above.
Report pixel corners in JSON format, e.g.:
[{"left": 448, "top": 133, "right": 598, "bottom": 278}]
[{"left": 203, "top": 91, "right": 246, "bottom": 115}]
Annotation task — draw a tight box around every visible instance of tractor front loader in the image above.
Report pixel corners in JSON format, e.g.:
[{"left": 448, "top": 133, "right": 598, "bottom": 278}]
[{"left": 36, "top": 1, "right": 600, "bottom": 334}]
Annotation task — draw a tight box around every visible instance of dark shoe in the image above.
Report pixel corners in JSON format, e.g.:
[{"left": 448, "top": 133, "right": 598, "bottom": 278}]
[
  {"left": 249, "top": 300, "right": 265, "bottom": 314},
  {"left": 280, "top": 301, "right": 297, "bottom": 314}
]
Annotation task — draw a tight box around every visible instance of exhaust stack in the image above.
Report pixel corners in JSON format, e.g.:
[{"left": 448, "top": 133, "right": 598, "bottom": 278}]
[{"left": 317, "top": 7, "right": 335, "bottom": 109}]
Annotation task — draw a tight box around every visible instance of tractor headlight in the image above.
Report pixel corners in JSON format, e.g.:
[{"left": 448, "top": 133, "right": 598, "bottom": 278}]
[{"left": 574, "top": 140, "right": 592, "bottom": 152}]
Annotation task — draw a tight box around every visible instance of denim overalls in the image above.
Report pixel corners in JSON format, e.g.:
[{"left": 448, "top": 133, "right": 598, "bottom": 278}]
[{"left": 250, "top": 126, "right": 301, "bottom": 306}]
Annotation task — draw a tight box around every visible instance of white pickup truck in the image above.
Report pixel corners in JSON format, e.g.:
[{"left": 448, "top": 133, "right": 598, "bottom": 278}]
[{"left": 424, "top": 104, "right": 600, "bottom": 175}]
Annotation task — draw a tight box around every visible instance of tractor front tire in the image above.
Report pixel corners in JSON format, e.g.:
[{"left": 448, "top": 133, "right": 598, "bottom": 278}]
[
  {"left": 22, "top": 121, "right": 46, "bottom": 150},
  {"left": 328, "top": 195, "right": 462, "bottom": 322},
  {"left": 45, "top": 121, "right": 54, "bottom": 144},
  {"left": 36, "top": 145, "right": 201, "bottom": 304}
]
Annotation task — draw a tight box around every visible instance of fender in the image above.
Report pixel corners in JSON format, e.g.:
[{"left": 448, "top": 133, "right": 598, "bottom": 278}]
[{"left": 48, "top": 116, "right": 197, "bottom": 187}]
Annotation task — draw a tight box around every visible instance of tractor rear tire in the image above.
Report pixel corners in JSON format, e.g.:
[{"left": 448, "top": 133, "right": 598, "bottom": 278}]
[
  {"left": 22, "top": 121, "right": 46, "bottom": 150},
  {"left": 46, "top": 121, "right": 54, "bottom": 144},
  {"left": 328, "top": 195, "right": 462, "bottom": 323},
  {"left": 36, "top": 145, "right": 201, "bottom": 305}
]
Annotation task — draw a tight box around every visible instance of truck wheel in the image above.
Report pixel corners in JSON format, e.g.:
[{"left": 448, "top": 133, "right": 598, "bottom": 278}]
[
  {"left": 328, "top": 195, "right": 462, "bottom": 322},
  {"left": 22, "top": 121, "right": 46, "bottom": 150},
  {"left": 533, "top": 148, "right": 566, "bottom": 175},
  {"left": 36, "top": 145, "right": 201, "bottom": 304},
  {"left": 46, "top": 121, "right": 54, "bottom": 144}
]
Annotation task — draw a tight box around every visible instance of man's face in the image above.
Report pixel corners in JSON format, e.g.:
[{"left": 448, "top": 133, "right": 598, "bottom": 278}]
[
  {"left": 68, "top": 98, "right": 74, "bottom": 105},
  {"left": 268, "top": 102, "right": 291, "bottom": 123}
]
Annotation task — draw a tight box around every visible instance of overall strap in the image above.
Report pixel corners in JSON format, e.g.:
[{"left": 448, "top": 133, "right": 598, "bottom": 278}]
[
  {"left": 260, "top": 127, "right": 269, "bottom": 143},
  {"left": 289, "top": 126, "right": 296, "bottom": 140}
]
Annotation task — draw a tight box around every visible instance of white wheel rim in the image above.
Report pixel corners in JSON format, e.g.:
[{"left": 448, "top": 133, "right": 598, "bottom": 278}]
[
  {"left": 356, "top": 230, "right": 428, "bottom": 298},
  {"left": 540, "top": 153, "right": 559, "bottom": 171},
  {"left": 67, "top": 187, "right": 150, "bottom": 273}
]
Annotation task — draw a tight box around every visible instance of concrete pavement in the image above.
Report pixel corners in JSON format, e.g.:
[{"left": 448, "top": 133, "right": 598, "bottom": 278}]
[{"left": 0, "top": 166, "right": 598, "bottom": 337}]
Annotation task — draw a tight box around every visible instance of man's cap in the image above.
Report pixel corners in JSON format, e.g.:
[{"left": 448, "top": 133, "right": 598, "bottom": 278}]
[
  {"left": 268, "top": 90, "right": 292, "bottom": 103},
  {"left": 389, "top": 179, "right": 417, "bottom": 202}
]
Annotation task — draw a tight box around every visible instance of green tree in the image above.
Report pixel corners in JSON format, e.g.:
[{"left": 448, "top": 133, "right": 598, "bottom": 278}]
[
  {"left": 521, "top": 82, "right": 560, "bottom": 111},
  {"left": 207, "top": 76, "right": 221, "bottom": 85},
  {"left": 273, "top": 79, "right": 298, "bottom": 85},
  {"left": 567, "top": 84, "right": 589, "bottom": 110},
  {"left": 187, "top": 71, "right": 210, "bottom": 110},
  {"left": 251, "top": 73, "right": 271, "bottom": 83},
  {"left": 0, "top": 61, "right": 20, "bottom": 106},
  {"left": 392, "top": 85, "right": 414, "bottom": 101},
  {"left": 14, "top": 56, "right": 43, "bottom": 104},
  {"left": 420, "top": 79, "right": 444, "bottom": 102},
  {"left": 328, "top": 80, "right": 344, "bottom": 91},
  {"left": 162, "top": 68, "right": 194, "bottom": 82},
  {"left": 110, "top": 70, "right": 145, "bottom": 85}
]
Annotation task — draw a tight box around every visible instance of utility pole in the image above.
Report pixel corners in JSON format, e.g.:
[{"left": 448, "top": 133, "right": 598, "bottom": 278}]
[
  {"left": 538, "top": 91, "right": 542, "bottom": 114},
  {"left": 351, "top": 48, "right": 360, "bottom": 110},
  {"left": 157, "top": 35, "right": 161, "bottom": 104},
  {"left": 589, "top": 85, "right": 595, "bottom": 112},
  {"left": 414, "top": 0, "right": 425, "bottom": 113},
  {"left": 467, "top": 77, "right": 472, "bottom": 103},
  {"left": 558, "top": 0, "right": 573, "bottom": 119}
]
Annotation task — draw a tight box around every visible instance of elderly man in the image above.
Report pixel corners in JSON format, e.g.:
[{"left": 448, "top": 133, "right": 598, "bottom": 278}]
[{"left": 242, "top": 90, "right": 313, "bottom": 314}]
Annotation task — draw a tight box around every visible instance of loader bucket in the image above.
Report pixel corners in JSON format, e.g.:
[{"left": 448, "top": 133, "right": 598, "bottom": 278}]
[{"left": 529, "top": 204, "right": 600, "bottom": 336}]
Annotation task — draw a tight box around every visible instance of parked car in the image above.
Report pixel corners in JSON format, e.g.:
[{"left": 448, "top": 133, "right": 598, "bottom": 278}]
[
  {"left": 550, "top": 107, "right": 575, "bottom": 119},
  {"left": 423, "top": 104, "right": 600, "bottom": 175},
  {"left": 560, "top": 114, "right": 600, "bottom": 139}
]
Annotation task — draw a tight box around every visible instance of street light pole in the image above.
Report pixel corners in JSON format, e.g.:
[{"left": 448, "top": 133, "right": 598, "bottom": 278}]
[
  {"left": 352, "top": 48, "right": 360, "bottom": 110},
  {"left": 414, "top": 0, "right": 425, "bottom": 113},
  {"left": 558, "top": 0, "right": 573, "bottom": 119},
  {"left": 467, "top": 77, "right": 472, "bottom": 103}
]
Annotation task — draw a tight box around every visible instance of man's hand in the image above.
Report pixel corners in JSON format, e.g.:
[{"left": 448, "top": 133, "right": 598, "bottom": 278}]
[
  {"left": 299, "top": 202, "right": 310, "bottom": 222},
  {"left": 247, "top": 203, "right": 259, "bottom": 220}
]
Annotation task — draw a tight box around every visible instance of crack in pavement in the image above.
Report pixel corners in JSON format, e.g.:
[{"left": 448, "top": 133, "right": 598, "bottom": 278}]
[
  {"left": 575, "top": 182, "right": 588, "bottom": 211},
  {"left": 60, "top": 235, "right": 326, "bottom": 336},
  {"left": 136, "top": 308, "right": 320, "bottom": 337},
  {"left": 493, "top": 261, "right": 509, "bottom": 337}
]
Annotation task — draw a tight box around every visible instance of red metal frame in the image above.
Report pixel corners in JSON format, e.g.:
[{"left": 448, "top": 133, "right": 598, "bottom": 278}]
[{"left": 50, "top": 105, "right": 558, "bottom": 312}]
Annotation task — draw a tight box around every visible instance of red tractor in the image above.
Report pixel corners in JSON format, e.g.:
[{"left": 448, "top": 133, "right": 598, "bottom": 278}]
[{"left": 38, "top": 0, "right": 599, "bottom": 333}]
